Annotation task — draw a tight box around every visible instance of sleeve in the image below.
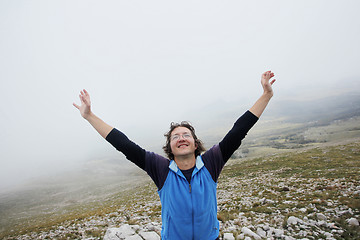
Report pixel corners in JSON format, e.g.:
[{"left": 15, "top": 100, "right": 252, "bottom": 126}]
[
  {"left": 219, "top": 110, "right": 259, "bottom": 162},
  {"left": 105, "top": 128, "right": 146, "bottom": 170},
  {"left": 202, "top": 144, "right": 225, "bottom": 182},
  {"left": 145, "top": 152, "right": 170, "bottom": 190}
]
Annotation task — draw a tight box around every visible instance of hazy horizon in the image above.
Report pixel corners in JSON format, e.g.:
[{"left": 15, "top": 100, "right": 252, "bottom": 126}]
[{"left": 1, "top": 0, "right": 360, "bottom": 191}]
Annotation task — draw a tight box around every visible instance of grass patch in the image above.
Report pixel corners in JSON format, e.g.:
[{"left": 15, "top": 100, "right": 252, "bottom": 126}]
[
  {"left": 339, "top": 196, "right": 360, "bottom": 210},
  {"left": 217, "top": 211, "right": 236, "bottom": 222},
  {"left": 222, "top": 142, "right": 360, "bottom": 180}
]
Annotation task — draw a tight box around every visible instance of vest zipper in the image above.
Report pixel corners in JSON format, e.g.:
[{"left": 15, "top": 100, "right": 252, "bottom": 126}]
[{"left": 189, "top": 181, "right": 194, "bottom": 240}]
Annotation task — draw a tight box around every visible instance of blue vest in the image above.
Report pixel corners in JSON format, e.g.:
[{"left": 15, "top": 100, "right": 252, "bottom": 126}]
[{"left": 158, "top": 155, "right": 219, "bottom": 240}]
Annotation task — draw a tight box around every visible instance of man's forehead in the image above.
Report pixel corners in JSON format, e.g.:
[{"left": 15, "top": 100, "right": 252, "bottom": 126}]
[{"left": 171, "top": 126, "right": 191, "bottom": 135}]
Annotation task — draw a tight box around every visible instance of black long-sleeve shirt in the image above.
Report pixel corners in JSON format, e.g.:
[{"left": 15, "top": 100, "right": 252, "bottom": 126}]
[{"left": 106, "top": 110, "right": 258, "bottom": 189}]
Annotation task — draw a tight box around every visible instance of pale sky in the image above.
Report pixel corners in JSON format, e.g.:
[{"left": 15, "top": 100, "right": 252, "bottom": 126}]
[{"left": 1, "top": 0, "right": 359, "bottom": 190}]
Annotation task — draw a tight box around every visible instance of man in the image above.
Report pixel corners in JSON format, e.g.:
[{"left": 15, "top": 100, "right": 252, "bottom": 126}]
[{"left": 73, "top": 71, "right": 276, "bottom": 239}]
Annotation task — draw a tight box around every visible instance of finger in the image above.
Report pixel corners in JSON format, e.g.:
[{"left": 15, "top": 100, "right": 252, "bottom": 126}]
[
  {"left": 79, "top": 94, "right": 85, "bottom": 103},
  {"left": 270, "top": 79, "right": 276, "bottom": 85},
  {"left": 266, "top": 72, "right": 271, "bottom": 79},
  {"left": 73, "top": 103, "right": 80, "bottom": 109},
  {"left": 80, "top": 94, "right": 89, "bottom": 105},
  {"left": 83, "top": 89, "right": 89, "bottom": 96}
]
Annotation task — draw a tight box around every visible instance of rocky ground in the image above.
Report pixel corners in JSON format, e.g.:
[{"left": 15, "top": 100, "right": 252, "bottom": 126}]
[{"left": 2, "top": 142, "right": 360, "bottom": 239}]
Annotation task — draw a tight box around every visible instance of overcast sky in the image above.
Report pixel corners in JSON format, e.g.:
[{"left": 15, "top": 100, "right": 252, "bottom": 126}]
[{"left": 1, "top": 0, "right": 359, "bottom": 190}]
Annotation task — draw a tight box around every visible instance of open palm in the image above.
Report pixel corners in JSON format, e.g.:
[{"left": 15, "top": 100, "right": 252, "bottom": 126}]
[
  {"left": 261, "top": 71, "right": 276, "bottom": 95},
  {"left": 73, "top": 89, "right": 91, "bottom": 119}
]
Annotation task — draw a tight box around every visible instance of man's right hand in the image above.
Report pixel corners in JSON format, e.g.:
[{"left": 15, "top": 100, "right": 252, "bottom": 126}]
[{"left": 261, "top": 71, "right": 276, "bottom": 96}]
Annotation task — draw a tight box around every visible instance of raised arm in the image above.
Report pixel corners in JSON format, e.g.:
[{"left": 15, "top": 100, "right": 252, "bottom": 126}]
[
  {"left": 219, "top": 71, "right": 276, "bottom": 161},
  {"left": 249, "top": 71, "right": 276, "bottom": 117},
  {"left": 73, "top": 89, "right": 147, "bottom": 170},
  {"left": 73, "top": 89, "right": 113, "bottom": 138}
]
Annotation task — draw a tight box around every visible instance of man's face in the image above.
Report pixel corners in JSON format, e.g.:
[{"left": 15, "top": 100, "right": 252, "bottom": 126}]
[{"left": 170, "top": 126, "right": 197, "bottom": 159}]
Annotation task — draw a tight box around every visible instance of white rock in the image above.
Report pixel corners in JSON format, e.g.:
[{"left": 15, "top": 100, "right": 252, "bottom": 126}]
[
  {"left": 223, "top": 233, "right": 235, "bottom": 240},
  {"left": 241, "top": 227, "right": 261, "bottom": 240},
  {"left": 323, "top": 232, "right": 333, "bottom": 239},
  {"left": 287, "top": 216, "right": 300, "bottom": 225},
  {"left": 228, "top": 226, "right": 237, "bottom": 232},
  {"left": 299, "top": 208, "right": 307, "bottom": 213},
  {"left": 338, "top": 210, "right": 348, "bottom": 215},
  {"left": 262, "top": 225, "right": 270, "bottom": 231},
  {"left": 348, "top": 208, "right": 354, "bottom": 215},
  {"left": 126, "top": 235, "right": 143, "bottom": 240},
  {"left": 267, "top": 227, "right": 274, "bottom": 237},
  {"left": 317, "top": 220, "right": 327, "bottom": 227},
  {"left": 125, "top": 234, "right": 143, "bottom": 240},
  {"left": 256, "top": 227, "right": 266, "bottom": 238},
  {"left": 145, "top": 225, "right": 155, "bottom": 231},
  {"left": 244, "top": 237, "right": 251, "bottom": 240},
  {"left": 284, "top": 236, "right": 296, "bottom": 240},
  {"left": 236, "top": 233, "right": 245, "bottom": 240},
  {"left": 103, "top": 228, "right": 128, "bottom": 240},
  {"left": 316, "top": 213, "right": 327, "bottom": 220},
  {"left": 308, "top": 219, "right": 317, "bottom": 226},
  {"left": 103, "top": 225, "right": 136, "bottom": 240},
  {"left": 130, "top": 225, "right": 140, "bottom": 231},
  {"left": 139, "top": 231, "right": 160, "bottom": 240},
  {"left": 347, "top": 217, "right": 359, "bottom": 226},
  {"left": 298, "top": 230, "right": 308, "bottom": 237},
  {"left": 274, "top": 229, "right": 284, "bottom": 238},
  {"left": 328, "top": 222, "right": 339, "bottom": 229}
]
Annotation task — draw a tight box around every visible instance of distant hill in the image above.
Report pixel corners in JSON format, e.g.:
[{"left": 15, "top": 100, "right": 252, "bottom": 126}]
[
  {"left": 267, "top": 92, "right": 360, "bottom": 124},
  {"left": 190, "top": 91, "right": 360, "bottom": 148}
]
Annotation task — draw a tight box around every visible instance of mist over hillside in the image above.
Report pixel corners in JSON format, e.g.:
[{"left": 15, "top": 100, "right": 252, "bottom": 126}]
[
  {"left": 192, "top": 91, "right": 360, "bottom": 148},
  {"left": 1, "top": 91, "right": 358, "bottom": 197},
  {"left": 267, "top": 92, "right": 360, "bottom": 124},
  {"left": 0, "top": 157, "right": 148, "bottom": 234},
  {"left": 1, "top": 90, "right": 360, "bottom": 238},
  {"left": 2, "top": 91, "right": 359, "bottom": 194}
]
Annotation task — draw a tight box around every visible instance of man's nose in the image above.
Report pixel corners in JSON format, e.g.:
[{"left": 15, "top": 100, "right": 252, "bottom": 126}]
[{"left": 178, "top": 135, "right": 186, "bottom": 140}]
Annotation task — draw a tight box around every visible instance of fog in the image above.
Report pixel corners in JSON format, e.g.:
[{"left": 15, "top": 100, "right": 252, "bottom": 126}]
[{"left": 1, "top": 0, "right": 360, "bottom": 191}]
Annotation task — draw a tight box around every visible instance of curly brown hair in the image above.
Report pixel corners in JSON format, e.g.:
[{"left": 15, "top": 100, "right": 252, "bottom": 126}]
[{"left": 162, "top": 121, "right": 206, "bottom": 160}]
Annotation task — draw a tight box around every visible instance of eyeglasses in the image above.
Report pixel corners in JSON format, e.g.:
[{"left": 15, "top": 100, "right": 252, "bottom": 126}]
[{"left": 170, "top": 133, "right": 192, "bottom": 142}]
